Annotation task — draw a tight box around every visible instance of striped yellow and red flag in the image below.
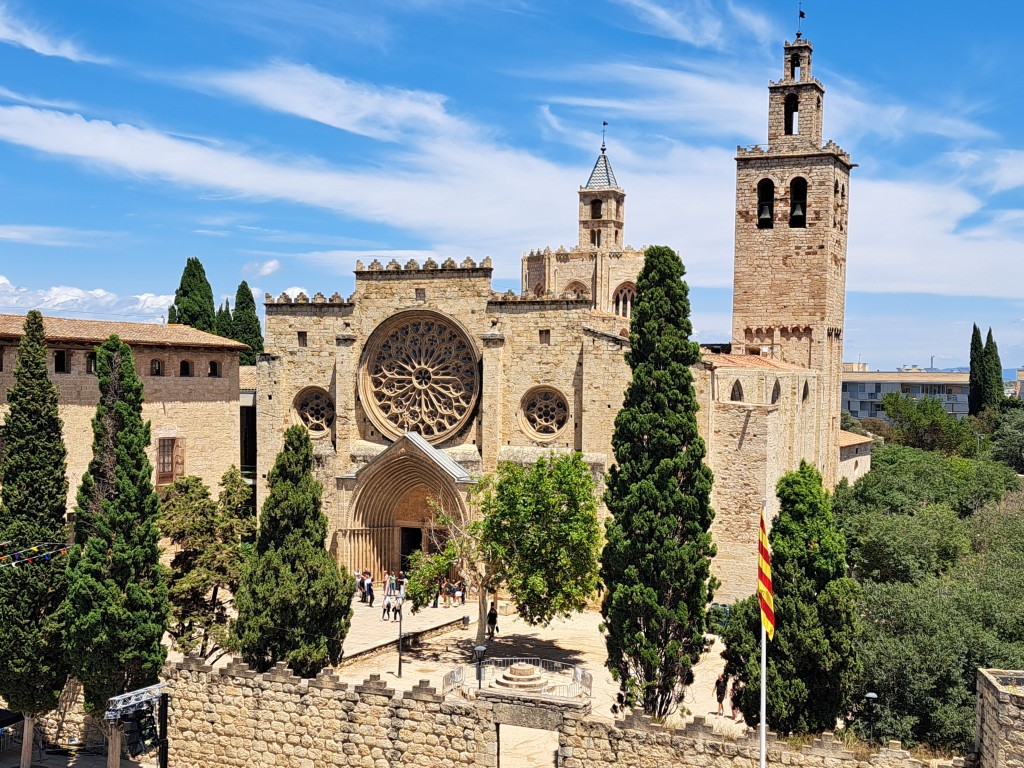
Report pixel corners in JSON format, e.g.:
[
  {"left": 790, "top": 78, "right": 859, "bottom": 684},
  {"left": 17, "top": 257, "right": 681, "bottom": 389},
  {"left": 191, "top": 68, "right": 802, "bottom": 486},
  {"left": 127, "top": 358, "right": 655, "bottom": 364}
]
[{"left": 757, "top": 505, "right": 775, "bottom": 641}]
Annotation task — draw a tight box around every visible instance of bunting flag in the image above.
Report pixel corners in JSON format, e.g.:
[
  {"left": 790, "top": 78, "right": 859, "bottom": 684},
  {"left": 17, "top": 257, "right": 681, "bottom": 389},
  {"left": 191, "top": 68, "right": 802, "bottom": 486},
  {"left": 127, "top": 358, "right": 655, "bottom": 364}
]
[
  {"left": 757, "top": 506, "right": 775, "bottom": 641},
  {"left": 0, "top": 544, "right": 69, "bottom": 568}
]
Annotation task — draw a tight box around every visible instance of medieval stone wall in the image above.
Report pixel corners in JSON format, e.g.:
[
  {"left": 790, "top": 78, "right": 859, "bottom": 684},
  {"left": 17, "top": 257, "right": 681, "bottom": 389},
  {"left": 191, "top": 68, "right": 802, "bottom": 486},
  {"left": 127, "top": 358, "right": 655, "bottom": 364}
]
[{"left": 975, "top": 669, "right": 1024, "bottom": 768}]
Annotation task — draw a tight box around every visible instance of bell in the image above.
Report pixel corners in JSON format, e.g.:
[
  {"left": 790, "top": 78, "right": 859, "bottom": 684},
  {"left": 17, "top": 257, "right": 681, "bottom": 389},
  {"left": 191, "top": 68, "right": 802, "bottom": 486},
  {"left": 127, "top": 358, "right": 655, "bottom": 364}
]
[
  {"left": 758, "top": 204, "right": 772, "bottom": 223},
  {"left": 791, "top": 202, "right": 805, "bottom": 218}
]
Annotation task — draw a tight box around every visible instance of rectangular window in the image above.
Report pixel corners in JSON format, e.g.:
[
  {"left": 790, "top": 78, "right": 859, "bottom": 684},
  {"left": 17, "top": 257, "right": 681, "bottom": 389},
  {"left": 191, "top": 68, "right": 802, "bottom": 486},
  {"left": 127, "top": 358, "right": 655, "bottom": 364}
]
[
  {"left": 297, "top": 331, "right": 308, "bottom": 348},
  {"left": 415, "top": 288, "right": 426, "bottom": 301},
  {"left": 55, "top": 350, "right": 70, "bottom": 374},
  {"left": 539, "top": 329, "right": 551, "bottom": 345},
  {"left": 157, "top": 437, "right": 185, "bottom": 486},
  {"left": 86, "top": 352, "right": 97, "bottom": 374},
  {"left": 0, "top": 347, "right": 4, "bottom": 371}
]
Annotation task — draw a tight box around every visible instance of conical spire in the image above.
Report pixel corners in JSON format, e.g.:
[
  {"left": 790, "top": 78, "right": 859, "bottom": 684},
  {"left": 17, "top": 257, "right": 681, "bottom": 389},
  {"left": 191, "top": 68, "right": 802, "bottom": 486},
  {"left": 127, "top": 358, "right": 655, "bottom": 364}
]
[{"left": 585, "top": 149, "right": 618, "bottom": 190}]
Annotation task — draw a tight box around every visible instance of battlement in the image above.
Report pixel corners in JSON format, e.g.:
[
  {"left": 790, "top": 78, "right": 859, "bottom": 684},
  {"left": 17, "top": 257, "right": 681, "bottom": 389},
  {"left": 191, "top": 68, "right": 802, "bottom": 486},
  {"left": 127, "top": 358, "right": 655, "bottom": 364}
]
[
  {"left": 355, "top": 255, "right": 492, "bottom": 273},
  {"left": 522, "top": 244, "right": 644, "bottom": 260},
  {"left": 736, "top": 140, "right": 852, "bottom": 164}
]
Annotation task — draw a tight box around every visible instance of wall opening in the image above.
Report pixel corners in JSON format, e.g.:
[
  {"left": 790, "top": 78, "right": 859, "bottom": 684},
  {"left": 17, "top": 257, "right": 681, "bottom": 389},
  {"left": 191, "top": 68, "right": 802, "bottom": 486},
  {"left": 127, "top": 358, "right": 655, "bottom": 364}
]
[
  {"left": 757, "top": 179, "right": 775, "bottom": 229},
  {"left": 789, "top": 177, "right": 808, "bottom": 228},
  {"left": 784, "top": 93, "right": 799, "bottom": 135},
  {"left": 590, "top": 199, "right": 603, "bottom": 219},
  {"left": 730, "top": 380, "right": 744, "bottom": 402}
]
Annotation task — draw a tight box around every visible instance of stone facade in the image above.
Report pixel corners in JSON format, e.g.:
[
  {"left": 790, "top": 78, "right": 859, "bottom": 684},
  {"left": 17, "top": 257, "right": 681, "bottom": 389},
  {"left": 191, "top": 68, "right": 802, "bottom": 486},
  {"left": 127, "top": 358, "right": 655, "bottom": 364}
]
[
  {"left": 0, "top": 315, "right": 246, "bottom": 508},
  {"left": 975, "top": 669, "right": 1024, "bottom": 768},
  {"left": 837, "top": 430, "right": 873, "bottom": 486},
  {"left": 254, "top": 34, "right": 861, "bottom": 604}
]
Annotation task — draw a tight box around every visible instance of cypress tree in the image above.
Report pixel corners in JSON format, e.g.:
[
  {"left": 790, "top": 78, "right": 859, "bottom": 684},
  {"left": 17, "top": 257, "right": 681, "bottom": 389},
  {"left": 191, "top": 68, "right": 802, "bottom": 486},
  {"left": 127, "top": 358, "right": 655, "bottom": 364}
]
[
  {"left": 167, "top": 257, "right": 215, "bottom": 332},
  {"left": 600, "top": 244, "right": 717, "bottom": 718},
  {"left": 983, "top": 328, "right": 1004, "bottom": 410},
  {"left": 968, "top": 324, "right": 984, "bottom": 416},
  {"left": 215, "top": 300, "right": 233, "bottom": 338},
  {"left": 0, "top": 311, "right": 70, "bottom": 768},
  {"left": 232, "top": 425, "right": 354, "bottom": 676},
  {"left": 722, "top": 462, "right": 862, "bottom": 734},
  {"left": 61, "top": 335, "right": 169, "bottom": 722},
  {"left": 232, "top": 280, "right": 264, "bottom": 365}
]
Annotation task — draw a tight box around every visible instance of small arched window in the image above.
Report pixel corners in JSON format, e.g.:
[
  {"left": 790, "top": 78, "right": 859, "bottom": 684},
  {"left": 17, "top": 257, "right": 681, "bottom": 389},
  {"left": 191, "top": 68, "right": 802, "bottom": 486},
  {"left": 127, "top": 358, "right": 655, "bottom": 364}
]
[
  {"left": 802, "top": 381, "right": 810, "bottom": 402},
  {"left": 180, "top": 360, "right": 193, "bottom": 378},
  {"left": 771, "top": 380, "right": 781, "bottom": 405},
  {"left": 563, "top": 281, "right": 588, "bottom": 300},
  {"left": 757, "top": 179, "right": 775, "bottom": 229},
  {"left": 790, "top": 54, "right": 801, "bottom": 81},
  {"left": 613, "top": 283, "right": 637, "bottom": 319},
  {"left": 730, "top": 380, "right": 744, "bottom": 402},
  {"left": 789, "top": 177, "right": 808, "bottom": 228},
  {"left": 208, "top": 360, "right": 221, "bottom": 378},
  {"left": 590, "top": 229, "right": 602, "bottom": 247},
  {"left": 590, "top": 199, "right": 603, "bottom": 219},
  {"left": 150, "top": 359, "right": 163, "bottom": 377},
  {"left": 784, "top": 93, "right": 799, "bottom": 135},
  {"left": 533, "top": 283, "right": 545, "bottom": 297}
]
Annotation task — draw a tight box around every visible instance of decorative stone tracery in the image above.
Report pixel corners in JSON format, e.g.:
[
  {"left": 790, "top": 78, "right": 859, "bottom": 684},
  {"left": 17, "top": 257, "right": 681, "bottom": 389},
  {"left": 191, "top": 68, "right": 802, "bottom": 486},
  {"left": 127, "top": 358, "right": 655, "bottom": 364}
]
[
  {"left": 359, "top": 312, "right": 479, "bottom": 443},
  {"left": 520, "top": 387, "right": 569, "bottom": 438},
  {"left": 295, "top": 387, "right": 335, "bottom": 432}
]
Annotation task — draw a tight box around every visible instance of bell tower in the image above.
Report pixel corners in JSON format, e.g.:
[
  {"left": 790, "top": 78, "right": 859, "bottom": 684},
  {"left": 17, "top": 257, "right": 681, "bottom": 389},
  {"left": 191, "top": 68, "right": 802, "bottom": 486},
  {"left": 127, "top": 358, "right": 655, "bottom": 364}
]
[
  {"left": 731, "top": 34, "right": 855, "bottom": 485},
  {"left": 578, "top": 144, "right": 625, "bottom": 252}
]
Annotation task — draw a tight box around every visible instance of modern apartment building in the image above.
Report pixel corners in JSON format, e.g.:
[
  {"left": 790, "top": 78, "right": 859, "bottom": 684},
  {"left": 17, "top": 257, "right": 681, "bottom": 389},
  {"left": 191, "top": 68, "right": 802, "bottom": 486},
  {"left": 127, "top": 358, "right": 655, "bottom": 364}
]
[{"left": 841, "top": 367, "right": 969, "bottom": 421}]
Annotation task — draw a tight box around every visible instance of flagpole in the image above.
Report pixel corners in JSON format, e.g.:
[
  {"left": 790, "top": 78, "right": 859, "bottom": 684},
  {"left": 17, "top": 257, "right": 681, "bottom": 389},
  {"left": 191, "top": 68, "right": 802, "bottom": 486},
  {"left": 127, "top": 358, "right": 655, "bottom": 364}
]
[{"left": 760, "top": 620, "right": 767, "bottom": 768}]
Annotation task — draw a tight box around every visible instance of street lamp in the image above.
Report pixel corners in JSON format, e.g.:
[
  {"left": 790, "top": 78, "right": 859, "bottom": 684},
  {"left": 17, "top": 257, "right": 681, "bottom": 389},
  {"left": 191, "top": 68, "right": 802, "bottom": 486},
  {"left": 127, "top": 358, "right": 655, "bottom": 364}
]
[
  {"left": 473, "top": 645, "right": 487, "bottom": 691},
  {"left": 864, "top": 691, "right": 878, "bottom": 746},
  {"left": 397, "top": 603, "right": 404, "bottom": 679}
]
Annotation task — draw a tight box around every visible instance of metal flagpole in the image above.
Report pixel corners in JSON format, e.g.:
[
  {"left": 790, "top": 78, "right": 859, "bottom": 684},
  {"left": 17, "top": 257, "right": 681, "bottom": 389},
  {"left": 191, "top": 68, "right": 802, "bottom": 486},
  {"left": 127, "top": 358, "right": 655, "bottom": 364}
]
[{"left": 760, "top": 621, "right": 767, "bottom": 768}]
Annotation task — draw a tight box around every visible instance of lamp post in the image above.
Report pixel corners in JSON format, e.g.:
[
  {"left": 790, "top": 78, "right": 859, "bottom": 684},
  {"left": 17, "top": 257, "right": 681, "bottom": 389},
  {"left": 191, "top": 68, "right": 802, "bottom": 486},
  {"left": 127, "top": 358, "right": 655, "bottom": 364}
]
[
  {"left": 397, "top": 603, "right": 404, "bottom": 679},
  {"left": 864, "top": 691, "right": 878, "bottom": 746},
  {"left": 473, "top": 645, "right": 487, "bottom": 691}
]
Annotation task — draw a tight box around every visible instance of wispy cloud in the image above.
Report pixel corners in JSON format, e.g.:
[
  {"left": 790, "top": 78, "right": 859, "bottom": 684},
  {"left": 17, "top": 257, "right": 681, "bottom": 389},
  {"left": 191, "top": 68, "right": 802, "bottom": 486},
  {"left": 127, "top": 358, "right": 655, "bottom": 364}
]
[
  {"left": 0, "top": 274, "right": 172, "bottom": 321},
  {"left": 0, "top": 4, "right": 108, "bottom": 63},
  {"left": 610, "top": 0, "right": 774, "bottom": 50},
  {"left": 0, "top": 224, "right": 118, "bottom": 247},
  {"left": 246, "top": 258, "right": 281, "bottom": 277}
]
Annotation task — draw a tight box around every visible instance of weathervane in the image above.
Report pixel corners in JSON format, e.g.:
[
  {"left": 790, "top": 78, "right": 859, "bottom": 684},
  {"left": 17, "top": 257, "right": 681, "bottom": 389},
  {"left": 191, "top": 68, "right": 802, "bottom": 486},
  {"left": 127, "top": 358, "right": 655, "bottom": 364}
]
[
  {"left": 601, "top": 121, "right": 608, "bottom": 154},
  {"left": 796, "top": 1, "right": 805, "bottom": 37}
]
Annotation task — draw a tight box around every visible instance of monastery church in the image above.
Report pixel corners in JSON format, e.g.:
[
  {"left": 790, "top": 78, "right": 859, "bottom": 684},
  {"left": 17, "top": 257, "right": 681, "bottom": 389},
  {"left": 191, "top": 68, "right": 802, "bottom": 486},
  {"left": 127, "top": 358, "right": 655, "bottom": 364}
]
[{"left": 0, "top": 35, "right": 871, "bottom": 604}]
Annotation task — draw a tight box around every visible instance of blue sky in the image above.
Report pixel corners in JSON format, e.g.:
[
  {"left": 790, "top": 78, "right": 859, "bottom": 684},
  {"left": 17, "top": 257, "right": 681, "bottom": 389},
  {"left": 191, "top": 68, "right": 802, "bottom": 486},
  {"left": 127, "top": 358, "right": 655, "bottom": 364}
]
[{"left": 1, "top": 0, "right": 1023, "bottom": 372}]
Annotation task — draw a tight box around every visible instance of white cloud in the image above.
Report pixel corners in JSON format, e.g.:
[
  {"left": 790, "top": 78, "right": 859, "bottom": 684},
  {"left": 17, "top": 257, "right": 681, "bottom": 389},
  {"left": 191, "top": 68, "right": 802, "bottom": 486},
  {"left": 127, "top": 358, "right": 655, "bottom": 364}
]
[
  {"left": 0, "top": 274, "right": 172, "bottom": 321},
  {"left": 612, "top": 0, "right": 724, "bottom": 49},
  {"left": 280, "top": 286, "right": 308, "bottom": 299},
  {"left": 254, "top": 259, "right": 281, "bottom": 276},
  {"left": 0, "top": 224, "right": 117, "bottom": 246},
  {"left": 0, "top": 4, "right": 108, "bottom": 63}
]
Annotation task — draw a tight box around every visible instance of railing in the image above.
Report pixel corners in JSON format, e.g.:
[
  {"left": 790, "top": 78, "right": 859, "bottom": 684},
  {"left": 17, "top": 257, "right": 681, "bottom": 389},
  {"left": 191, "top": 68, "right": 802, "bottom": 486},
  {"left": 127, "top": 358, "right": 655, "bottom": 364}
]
[
  {"left": 442, "top": 666, "right": 464, "bottom": 696},
  {"left": 445, "top": 656, "right": 592, "bottom": 699}
]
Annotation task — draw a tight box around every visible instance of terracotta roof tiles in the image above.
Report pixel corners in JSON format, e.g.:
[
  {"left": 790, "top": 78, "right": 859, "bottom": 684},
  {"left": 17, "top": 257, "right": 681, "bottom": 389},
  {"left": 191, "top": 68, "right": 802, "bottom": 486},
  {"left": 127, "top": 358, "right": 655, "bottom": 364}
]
[{"left": 0, "top": 314, "right": 247, "bottom": 350}]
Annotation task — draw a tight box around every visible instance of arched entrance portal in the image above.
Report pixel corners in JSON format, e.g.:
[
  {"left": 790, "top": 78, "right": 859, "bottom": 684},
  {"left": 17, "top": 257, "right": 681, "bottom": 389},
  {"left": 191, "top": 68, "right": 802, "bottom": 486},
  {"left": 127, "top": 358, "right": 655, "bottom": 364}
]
[{"left": 345, "top": 433, "right": 472, "bottom": 581}]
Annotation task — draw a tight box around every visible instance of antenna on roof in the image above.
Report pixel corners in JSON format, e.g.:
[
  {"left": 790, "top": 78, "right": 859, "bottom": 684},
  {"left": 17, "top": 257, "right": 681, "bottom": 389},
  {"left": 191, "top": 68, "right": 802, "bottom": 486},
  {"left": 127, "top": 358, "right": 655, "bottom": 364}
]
[
  {"left": 601, "top": 121, "right": 608, "bottom": 154},
  {"left": 796, "top": 1, "right": 805, "bottom": 38}
]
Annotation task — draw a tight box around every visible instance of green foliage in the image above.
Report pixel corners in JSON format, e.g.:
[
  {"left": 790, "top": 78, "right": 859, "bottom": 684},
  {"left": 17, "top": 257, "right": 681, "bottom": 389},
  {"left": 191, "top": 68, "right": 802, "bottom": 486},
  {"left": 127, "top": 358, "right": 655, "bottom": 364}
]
[
  {"left": 969, "top": 324, "right": 985, "bottom": 416},
  {"left": 600, "top": 244, "right": 716, "bottom": 718},
  {"left": 215, "top": 300, "right": 233, "bottom": 338},
  {"left": 722, "top": 462, "right": 862, "bottom": 735},
  {"left": 880, "top": 392, "right": 977, "bottom": 456},
  {"left": 232, "top": 425, "right": 354, "bottom": 676},
  {"left": 992, "top": 409, "right": 1024, "bottom": 473},
  {"left": 61, "top": 335, "right": 169, "bottom": 717},
  {"left": 168, "top": 257, "right": 215, "bottom": 332},
  {"left": 480, "top": 453, "right": 601, "bottom": 625},
  {"left": 840, "top": 410, "right": 868, "bottom": 437},
  {"left": 232, "top": 281, "right": 264, "bottom": 365},
  {"left": 0, "top": 311, "right": 70, "bottom": 719},
  {"left": 161, "top": 467, "right": 254, "bottom": 659},
  {"left": 983, "top": 328, "right": 1004, "bottom": 411}
]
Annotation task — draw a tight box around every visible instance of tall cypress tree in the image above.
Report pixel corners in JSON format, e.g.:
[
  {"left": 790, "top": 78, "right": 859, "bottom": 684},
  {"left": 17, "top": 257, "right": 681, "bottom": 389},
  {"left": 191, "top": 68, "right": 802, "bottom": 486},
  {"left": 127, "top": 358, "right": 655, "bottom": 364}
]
[
  {"left": 983, "top": 328, "right": 1004, "bottom": 410},
  {"left": 167, "top": 257, "right": 216, "bottom": 332},
  {"left": 215, "top": 300, "right": 233, "bottom": 338},
  {"left": 232, "top": 425, "right": 353, "bottom": 676},
  {"left": 600, "top": 244, "right": 717, "bottom": 718},
  {"left": 0, "top": 311, "right": 70, "bottom": 768},
  {"left": 61, "top": 335, "right": 169, "bottom": 723},
  {"left": 968, "top": 324, "right": 984, "bottom": 416},
  {"left": 722, "top": 462, "right": 862, "bottom": 734},
  {"left": 232, "top": 280, "right": 264, "bottom": 365}
]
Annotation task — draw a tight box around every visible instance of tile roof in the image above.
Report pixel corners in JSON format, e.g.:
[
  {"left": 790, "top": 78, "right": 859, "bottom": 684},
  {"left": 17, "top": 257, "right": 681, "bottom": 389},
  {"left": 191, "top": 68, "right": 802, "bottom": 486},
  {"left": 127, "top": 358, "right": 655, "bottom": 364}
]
[
  {"left": 842, "top": 370, "right": 969, "bottom": 384},
  {"left": 585, "top": 151, "right": 618, "bottom": 189},
  {"left": 0, "top": 313, "right": 248, "bottom": 350},
  {"left": 239, "top": 366, "right": 259, "bottom": 390},
  {"left": 702, "top": 353, "right": 808, "bottom": 371},
  {"left": 838, "top": 430, "right": 873, "bottom": 447}
]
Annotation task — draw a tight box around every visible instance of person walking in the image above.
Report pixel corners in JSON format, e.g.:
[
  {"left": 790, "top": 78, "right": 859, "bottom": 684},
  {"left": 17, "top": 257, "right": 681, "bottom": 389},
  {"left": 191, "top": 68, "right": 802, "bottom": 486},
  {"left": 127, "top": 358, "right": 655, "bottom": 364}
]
[
  {"left": 730, "top": 680, "right": 742, "bottom": 721},
  {"left": 432, "top": 576, "right": 441, "bottom": 608},
  {"left": 365, "top": 572, "right": 375, "bottom": 607},
  {"left": 381, "top": 593, "right": 392, "bottom": 621},
  {"left": 357, "top": 571, "right": 366, "bottom": 603},
  {"left": 392, "top": 595, "right": 403, "bottom": 623},
  {"left": 486, "top": 601, "right": 499, "bottom": 640},
  {"left": 714, "top": 673, "right": 728, "bottom": 716}
]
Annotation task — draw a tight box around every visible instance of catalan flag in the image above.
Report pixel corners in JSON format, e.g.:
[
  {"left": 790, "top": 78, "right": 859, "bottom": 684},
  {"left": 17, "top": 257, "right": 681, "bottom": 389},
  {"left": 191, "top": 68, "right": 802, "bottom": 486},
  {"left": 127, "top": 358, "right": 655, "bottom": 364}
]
[{"left": 757, "top": 504, "right": 775, "bottom": 641}]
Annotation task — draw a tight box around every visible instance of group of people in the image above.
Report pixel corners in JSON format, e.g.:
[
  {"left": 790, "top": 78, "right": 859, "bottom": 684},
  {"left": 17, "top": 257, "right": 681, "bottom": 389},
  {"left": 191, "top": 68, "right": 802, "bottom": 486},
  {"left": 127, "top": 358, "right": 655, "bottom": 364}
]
[
  {"left": 713, "top": 673, "right": 745, "bottom": 721},
  {"left": 432, "top": 576, "right": 466, "bottom": 608},
  {"left": 355, "top": 569, "right": 408, "bottom": 609}
]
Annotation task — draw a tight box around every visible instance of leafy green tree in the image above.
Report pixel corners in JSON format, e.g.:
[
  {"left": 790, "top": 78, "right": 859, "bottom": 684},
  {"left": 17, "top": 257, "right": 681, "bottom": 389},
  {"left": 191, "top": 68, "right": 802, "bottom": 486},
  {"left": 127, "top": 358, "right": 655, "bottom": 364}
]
[
  {"left": 232, "top": 425, "right": 354, "bottom": 676},
  {"left": 215, "top": 300, "right": 233, "bottom": 338},
  {"left": 984, "top": 328, "right": 1004, "bottom": 410},
  {"left": 722, "top": 462, "right": 862, "bottom": 735},
  {"left": 61, "top": 335, "right": 170, "bottom": 725},
  {"left": 167, "top": 257, "right": 215, "bottom": 332},
  {"left": 600, "top": 244, "right": 716, "bottom": 718},
  {"left": 969, "top": 324, "right": 985, "bottom": 416},
  {"left": 880, "top": 391, "right": 977, "bottom": 456},
  {"left": 840, "top": 410, "right": 868, "bottom": 437},
  {"left": 992, "top": 409, "right": 1024, "bottom": 473},
  {"left": 161, "top": 467, "right": 254, "bottom": 660},
  {"left": 0, "top": 311, "right": 70, "bottom": 768},
  {"left": 232, "top": 280, "right": 264, "bottom": 365},
  {"left": 405, "top": 453, "right": 602, "bottom": 644}
]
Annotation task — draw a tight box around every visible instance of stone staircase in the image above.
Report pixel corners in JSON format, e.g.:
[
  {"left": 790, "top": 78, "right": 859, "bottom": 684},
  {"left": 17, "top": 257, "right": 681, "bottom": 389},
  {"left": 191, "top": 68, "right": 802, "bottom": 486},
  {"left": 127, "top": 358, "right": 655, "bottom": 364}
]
[{"left": 493, "top": 663, "right": 551, "bottom": 693}]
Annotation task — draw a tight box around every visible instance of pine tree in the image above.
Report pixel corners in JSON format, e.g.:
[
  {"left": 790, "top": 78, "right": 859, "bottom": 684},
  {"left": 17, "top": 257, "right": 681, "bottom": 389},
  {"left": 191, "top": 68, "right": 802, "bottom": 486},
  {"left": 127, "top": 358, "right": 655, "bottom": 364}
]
[
  {"left": 600, "top": 244, "right": 717, "bottom": 718},
  {"left": 232, "top": 280, "right": 264, "bottom": 365},
  {"left": 983, "top": 328, "right": 1004, "bottom": 410},
  {"left": 722, "top": 462, "right": 862, "bottom": 734},
  {"left": 0, "top": 311, "right": 70, "bottom": 768},
  {"left": 215, "top": 300, "right": 233, "bottom": 338},
  {"left": 232, "top": 425, "right": 354, "bottom": 676},
  {"left": 968, "top": 324, "right": 985, "bottom": 416},
  {"left": 167, "top": 257, "right": 215, "bottom": 332},
  {"left": 61, "top": 335, "right": 169, "bottom": 720}
]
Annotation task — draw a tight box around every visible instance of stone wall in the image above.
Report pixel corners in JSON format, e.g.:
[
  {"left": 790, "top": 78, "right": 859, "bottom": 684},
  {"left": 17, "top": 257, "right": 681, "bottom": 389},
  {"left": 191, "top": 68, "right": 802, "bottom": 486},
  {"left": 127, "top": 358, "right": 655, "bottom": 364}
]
[{"left": 975, "top": 669, "right": 1024, "bottom": 768}]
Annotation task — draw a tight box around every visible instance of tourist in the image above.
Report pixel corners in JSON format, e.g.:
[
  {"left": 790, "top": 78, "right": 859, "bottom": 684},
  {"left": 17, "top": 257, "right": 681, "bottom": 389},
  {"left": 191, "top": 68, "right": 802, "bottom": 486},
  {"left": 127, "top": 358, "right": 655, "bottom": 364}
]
[
  {"left": 364, "top": 571, "right": 375, "bottom": 607},
  {"left": 398, "top": 571, "right": 407, "bottom": 596},
  {"left": 392, "top": 595, "right": 403, "bottom": 623},
  {"left": 388, "top": 571, "right": 397, "bottom": 596},
  {"left": 731, "top": 680, "right": 743, "bottom": 721},
  {"left": 433, "top": 577, "right": 441, "bottom": 608},
  {"left": 714, "top": 674, "right": 728, "bottom": 716},
  {"left": 382, "top": 570, "right": 391, "bottom": 596},
  {"left": 442, "top": 578, "right": 452, "bottom": 608},
  {"left": 357, "top": 571, "right": 366, "bottom": 603},
  {"left": 486, "top": 601, "right": 498, "bottom": 640},
  {"left": 381, "top": 593, "right": 392, "bottom": 621},
  {"left": 454, "top": 580, "right": 463, "bottom": 606}
]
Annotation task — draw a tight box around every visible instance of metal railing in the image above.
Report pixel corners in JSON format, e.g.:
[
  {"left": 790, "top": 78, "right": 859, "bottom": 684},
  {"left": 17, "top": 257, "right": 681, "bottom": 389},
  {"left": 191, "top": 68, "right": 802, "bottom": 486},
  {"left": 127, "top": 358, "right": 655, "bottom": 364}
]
[
  {"left": 442, "top": 666, "right": 464, "bottom": 696},
  {"left": 446, "top": 657, "right": 592, "bottom": 699}
]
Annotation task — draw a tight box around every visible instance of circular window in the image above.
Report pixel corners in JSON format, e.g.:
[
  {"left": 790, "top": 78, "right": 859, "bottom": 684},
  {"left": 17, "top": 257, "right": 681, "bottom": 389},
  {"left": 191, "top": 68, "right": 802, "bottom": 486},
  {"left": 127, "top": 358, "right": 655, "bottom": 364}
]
[
  {"left": 296, "top": 388, "right": 335, "bottom": 432},
  {"left": 521, "top": 387, "right": 570, "bottom": 438},
  {"left": 359, "top": 311, "right": 479, "bottom": 443}
]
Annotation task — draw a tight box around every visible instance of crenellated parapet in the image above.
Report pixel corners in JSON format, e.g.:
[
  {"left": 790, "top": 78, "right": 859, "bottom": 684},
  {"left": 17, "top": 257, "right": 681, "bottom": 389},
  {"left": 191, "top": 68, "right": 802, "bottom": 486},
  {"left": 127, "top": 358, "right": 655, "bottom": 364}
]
[
  {"left": 354, "top": 255, "right": 493, "bottom": 273},
  {"left": 264, "top": 290, "right": 353, "bottom": 306}
]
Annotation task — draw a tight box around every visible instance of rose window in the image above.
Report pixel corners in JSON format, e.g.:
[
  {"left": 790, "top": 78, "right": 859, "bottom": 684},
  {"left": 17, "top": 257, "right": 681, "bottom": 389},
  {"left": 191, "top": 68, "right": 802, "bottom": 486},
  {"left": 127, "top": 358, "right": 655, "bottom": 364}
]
[
  {"left": 296, "top": 388, "right": 335, "bottom": 432},
  {"left": 521, "top": 387, "right": 569, "bottom": 437},
  {"left": 360, "top": 312, "right": 479, "bottom": 443}
]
